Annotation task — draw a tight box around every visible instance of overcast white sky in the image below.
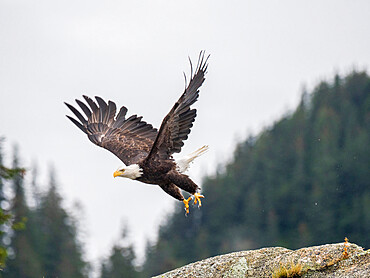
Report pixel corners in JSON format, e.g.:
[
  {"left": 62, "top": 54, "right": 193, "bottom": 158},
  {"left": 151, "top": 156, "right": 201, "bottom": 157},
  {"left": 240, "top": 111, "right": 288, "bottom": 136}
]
[{"left": 1, "top": 0, "right": 370, "bottom": 274}]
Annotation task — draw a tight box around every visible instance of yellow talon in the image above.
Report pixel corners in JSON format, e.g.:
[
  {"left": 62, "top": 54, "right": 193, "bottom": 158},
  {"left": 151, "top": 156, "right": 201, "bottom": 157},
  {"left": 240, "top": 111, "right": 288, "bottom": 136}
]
[
  {"left": 183, "top": 197, "right": 192, "bottom": 214},
  {"left": 193, "top": 192, "right": 205, "bottom": 207}
]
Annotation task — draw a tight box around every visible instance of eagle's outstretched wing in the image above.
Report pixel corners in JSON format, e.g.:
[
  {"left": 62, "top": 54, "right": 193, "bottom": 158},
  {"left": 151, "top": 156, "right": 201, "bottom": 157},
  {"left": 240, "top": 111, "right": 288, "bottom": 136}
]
[
  {"left": 147, "top": 51, "right": 209, "bottom": 161},
  {"left": 65, "top": 96, "right": 158, "bottom": 165}
]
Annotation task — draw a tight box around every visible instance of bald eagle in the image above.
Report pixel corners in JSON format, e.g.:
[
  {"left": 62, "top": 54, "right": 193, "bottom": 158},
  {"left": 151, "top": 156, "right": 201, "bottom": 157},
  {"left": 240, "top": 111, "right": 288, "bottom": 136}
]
[{"left": 65, "top": 51, "right": 209, "bottom": 214}]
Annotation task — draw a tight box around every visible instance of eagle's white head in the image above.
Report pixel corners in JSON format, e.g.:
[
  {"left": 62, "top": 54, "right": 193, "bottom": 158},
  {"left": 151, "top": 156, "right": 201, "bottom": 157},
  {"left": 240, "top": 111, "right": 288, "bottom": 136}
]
[{"left": 113, "top": 164, "right": 143, "bottom": 180}]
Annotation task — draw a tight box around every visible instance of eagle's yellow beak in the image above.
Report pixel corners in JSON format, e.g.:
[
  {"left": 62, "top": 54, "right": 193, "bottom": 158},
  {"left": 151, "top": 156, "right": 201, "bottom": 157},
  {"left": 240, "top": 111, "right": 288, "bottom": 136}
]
[{"left": 113, "top": 170, "right": 123, "bottom": 178}]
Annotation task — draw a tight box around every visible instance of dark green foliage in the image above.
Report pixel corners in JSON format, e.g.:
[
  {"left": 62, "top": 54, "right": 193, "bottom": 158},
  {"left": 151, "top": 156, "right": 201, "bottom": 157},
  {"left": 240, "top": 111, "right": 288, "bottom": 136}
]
[
  {"left": 0, "top": 142, "right": 87, "bottom": 277},
  {"left": 4, "top": 147, "right": 43, "bottom": 277},
  {"left": 100, "top": 226, "right": 140, "bottom": 278},
  {"left": 0, "top": 141, "right": 26, "bottom": 270},
  {"left": 36, "top": 169, "right": 87, "bottom": 278},
  {"left": 143, "top": 71, "right": 370, "bottom": 276}
]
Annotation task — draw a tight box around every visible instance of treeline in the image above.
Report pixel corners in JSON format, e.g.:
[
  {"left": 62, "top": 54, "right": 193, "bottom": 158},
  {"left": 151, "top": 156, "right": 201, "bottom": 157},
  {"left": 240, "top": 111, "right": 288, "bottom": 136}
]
[
  {"left": 142, "top": 71, "right": 370, "bottom": 276},
  {"left": 0, "top": 143, "right": 142, "bottom": 277},
  {"left": 1, "top": 71, "right": 369, "bottom": 277},
  {"left": 0, "top": 144, "right": 87, "bottom": 277}
]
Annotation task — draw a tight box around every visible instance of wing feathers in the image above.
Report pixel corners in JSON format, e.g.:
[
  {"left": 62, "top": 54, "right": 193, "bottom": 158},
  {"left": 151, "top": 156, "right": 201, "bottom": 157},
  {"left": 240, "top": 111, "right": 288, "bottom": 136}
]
[
  {"left": 76, "top": 99, "right": 92, "bottom": 119},
  {"left": 65, "top": 102, "right": 88, "bottom": 125},
  {"left": 65, "top": 96, "right": 158, "bottom": 165},
  {"left": 83, "top": 95, "right": 99, "bottom": 123},
  {"left": 66, "top": 115, "right": 86, "bottom": 133},
  {"left": 107, "top": 101, "right": 116, "bottom": 125},
  {"left": 147, "top": 51, "right": 209, "bottom": 160},
  {"left": 66, "top": 51, "right": 209, "bottom": 164},
  {"left": 113, "top": 106, "right": 128, "bottom": 128},
  {"left": 115, "top": 106, "right": 128, "bottom": 121},
  {"left": 95, "top": 96, "right": 109, "bottom": 123}
]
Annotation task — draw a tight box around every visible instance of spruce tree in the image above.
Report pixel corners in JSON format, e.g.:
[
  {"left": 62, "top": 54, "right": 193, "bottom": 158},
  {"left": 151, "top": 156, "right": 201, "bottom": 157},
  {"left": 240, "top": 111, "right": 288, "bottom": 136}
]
[
  {"left": 38, "top": 167, "right": 87, "bottom": 278},
  {"left": 0, "top": 139, "right": 7, "bottom": 269},
  {"left": 0, "top": 139, "right": 11, "bottom": 271},
  {"left": 100, "top": 225, "right": 139, "bottom": 278},
  {"left": 3, "top": 146, "right": 43, "bottom": 278}
]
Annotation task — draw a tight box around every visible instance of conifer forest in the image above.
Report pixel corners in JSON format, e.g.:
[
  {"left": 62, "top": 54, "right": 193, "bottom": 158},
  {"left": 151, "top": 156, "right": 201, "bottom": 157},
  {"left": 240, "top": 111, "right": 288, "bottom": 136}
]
[{"left": 1, "top": 71, "right": 369, "bottom": 277}]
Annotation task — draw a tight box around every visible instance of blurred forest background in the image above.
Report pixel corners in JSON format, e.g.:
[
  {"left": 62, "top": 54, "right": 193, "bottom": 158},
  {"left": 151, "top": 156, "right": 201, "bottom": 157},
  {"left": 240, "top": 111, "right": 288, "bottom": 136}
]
[{"left": 1, "top": 70, "right": 369, "bottom": 277}]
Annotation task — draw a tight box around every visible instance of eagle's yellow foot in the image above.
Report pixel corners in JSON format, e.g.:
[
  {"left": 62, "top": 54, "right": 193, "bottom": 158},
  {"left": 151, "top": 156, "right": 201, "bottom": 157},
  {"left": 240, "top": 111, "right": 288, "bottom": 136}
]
[
  {"left": 193, "top": 192, "right": 205, "bottom": 208},
  {"left": 183, "top": 197, "right": 192, "bottom": 214}
]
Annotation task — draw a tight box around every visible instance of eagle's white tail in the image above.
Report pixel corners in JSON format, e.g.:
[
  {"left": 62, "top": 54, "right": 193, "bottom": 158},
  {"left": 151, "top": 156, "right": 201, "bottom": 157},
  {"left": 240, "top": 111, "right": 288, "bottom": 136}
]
[{"left": 175, "top": 145, "right": 209, "bottom": 173}]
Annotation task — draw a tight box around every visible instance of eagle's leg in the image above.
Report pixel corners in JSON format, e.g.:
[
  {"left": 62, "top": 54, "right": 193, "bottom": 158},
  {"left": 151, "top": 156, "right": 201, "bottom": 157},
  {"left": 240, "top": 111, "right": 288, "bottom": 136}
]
[
  {"left": 183, "top": 196, "right": 192, "bottom": 214},
  {"left": 193, "top": 192, "right": 205, "bottom": 207},
  {"left": 159, "top": 183, "right": 191, "bottom": 213},
  {"left": 165, "top": 172, "right": 205, "bottom": 213}
]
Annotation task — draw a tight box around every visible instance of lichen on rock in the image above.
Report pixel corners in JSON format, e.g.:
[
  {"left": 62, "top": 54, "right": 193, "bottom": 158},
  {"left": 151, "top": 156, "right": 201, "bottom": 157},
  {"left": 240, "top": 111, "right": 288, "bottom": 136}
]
[{"left": 153, "top": 242, "right": 370, "bottom": 278}]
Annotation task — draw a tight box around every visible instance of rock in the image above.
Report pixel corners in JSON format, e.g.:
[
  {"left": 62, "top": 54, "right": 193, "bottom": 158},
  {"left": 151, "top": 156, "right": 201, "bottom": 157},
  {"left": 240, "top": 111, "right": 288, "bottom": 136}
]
[{"left": 153, "top": 242, "right": 370, "bottom": 278}]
